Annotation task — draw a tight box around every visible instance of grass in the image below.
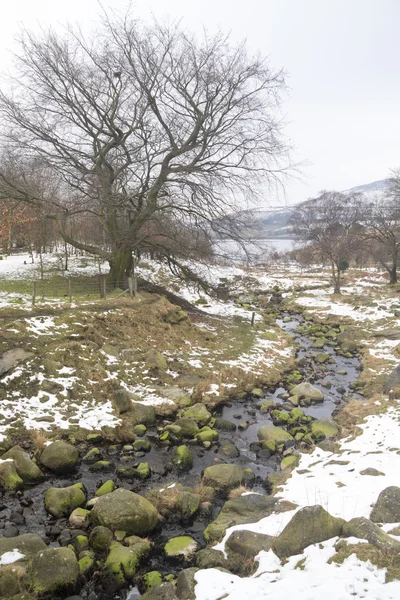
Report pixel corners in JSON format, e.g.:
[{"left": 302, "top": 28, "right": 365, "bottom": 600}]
[{"left": 329, "top": 540, "right": 400, "bottom": 583}]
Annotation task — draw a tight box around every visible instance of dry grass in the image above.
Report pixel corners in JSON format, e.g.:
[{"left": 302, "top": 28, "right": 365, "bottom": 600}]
[
  {"left": 192, "top": 481, "right": 216, "bottom": 503},
  {"left": 228, "top": 485, "right": 251, "bottom": 500},
  {"left": 30, "top": 429, "right": 48, "bottom": 451},
  {"left": 146, "top": 486, "right": 183, "bottom": 514}
]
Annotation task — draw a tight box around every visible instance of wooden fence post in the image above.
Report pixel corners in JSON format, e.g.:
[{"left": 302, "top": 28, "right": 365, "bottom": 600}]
[
  {"left": 102, "top": 277, "right": 107, "bottom": 300},
  {"left": 251, "top": 311, "right": 255, "bottom": 326},
  {"left": 68, "top": 278, "right": 72, "bottom": 303},
  {"left": 32, "top": 282, "right": 36, "bottom": 306},
  {"left": 128, "top": 277, "right": 133, "bottom": 297}
]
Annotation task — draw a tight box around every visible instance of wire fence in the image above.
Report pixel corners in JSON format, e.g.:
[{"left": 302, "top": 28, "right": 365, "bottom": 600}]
[{"left": 28, "top": 275, "right": 138, "bottom": 305}]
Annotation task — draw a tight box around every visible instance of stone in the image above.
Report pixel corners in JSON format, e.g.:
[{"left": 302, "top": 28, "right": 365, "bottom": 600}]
[
  {"left": 69, "top": 508, "right": 90, "bottom": 529},
  {"left": 202, "top": 464, "right": 244, "bottom": 492},
  {"left": 290, "top": 382, "right": 324, "bottom": 402},
  {"left": 136, "top": 462, "right": 151, "bottom": 479},
  {"left": 272, "top": 505, "right": 345, "bottom": 558},
  {"left": 176, "top": 567, "right": 199, "bottom": 600},
  {"left": 133, "top": 440, "right": 151, "bottom": 452},
  {"left": 141, "top": 583, "right": 178, "bottom": 600},
  {"left": 78, "top": 550, "right": 95, "bottom": 575},
  {"left": 95, "top": 480, "right": 117, "bottom": 496},
  {"left": 104, "top": 542, "right": 141, "bottom": 586},
  {"left": 214, "top": 419, "right": 236, "bottom": 432},
  {"left": 91, "top": 488, "right": 158, "bottom": 535},
  {"left": 360, "top": 468, "right": 385, "bottom": 476},
  {"left": 225, "top": 530, "right": 275, "bottom": 558},
  {"left": 343, "top": 517, "right": 400, "bottom": 552},
  {"left": 0, "top": 460, "right": 23, "bottom": 491},
  {"left": 183, "top": 404, "right": 212, "bottom": 427},
  {"left": 130, "top": 402, "right": 156, "bottom": 426},
  {"left": 40, "top": 441, "right": 79, "bottom": 474},
  {"left": 0, "top": 533, "right": 46, "bottom": 558},
  {"left": 31, "top": 547, "right": 79, "bottom": 594},
  {"left": 44, "top": 483, "right": 86, "bottom": 518},
  {"left": 259, "top": 400, "right": 276, "bottom": 413},
  {"left": 173, "top": 445, "right": 193, "bottom": 473},
  {"left": 195, "top": 429, "right": 218, "bottom": 444},
  {"left": 310, "top": 419, "right": 339, "bottom": 441},
  {"left": 176, "top": 492, "right": 200, "bottom": 519},
  {"left": 143, "top": 571, "right": 163, "bottom": 591},
  {"left": 280, "top": 455, "right": 300, "bottom": 470},
  {"left": 164, "top": 536, "right": 197, "bottom": 560},
  {"left": 112, "top": 389, "right": 132, "bottom": 414},
  {"left": 2, "top": 446, "right": 44, "bottom": 484},
  {"left": 195, "top": 548, "right": 227, "bottom": 569},
  {"left": 162, "top": 386, "right": 192, "bottom": 406},
  {"left": 134, "top": 424, "right": 147, "bottom": 436},
  {"left": 164, "top": 307, "right": 188, "bottom": 325},
  {"left": 257, "top": 425, "right": 293, "bottom": 445},
  {"left": 89, "top": 526, "right": 113, "bottom": 551},
  {"left": 0, "top": 349, "right": 33, "bottom": 377},
  {"left": 384, "top": 364, "right": 400, "bottom": 393},
  {"left": 370, "top": 486, "right": 400, "bottom": 523},
  {"left": 82, "top": 448, "right": 102, "bottom": 464},
  {"left": 146, "top": 349, "right": 168, "bottom": 372},
  {"left": 219, "top": 440, "right": 240, "bottom": 459},
  {"left": 173, "top": 418, "right": 199, "bottom": 438}
]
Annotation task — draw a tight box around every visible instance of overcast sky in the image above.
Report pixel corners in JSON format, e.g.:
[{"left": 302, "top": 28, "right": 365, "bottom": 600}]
[{"left": 0, "top": 0, "right": 398, "bottom": 206}]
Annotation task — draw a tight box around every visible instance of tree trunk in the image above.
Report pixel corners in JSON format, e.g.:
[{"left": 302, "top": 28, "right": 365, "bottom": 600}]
[
  {"left": 108, "top": 248, "right": 133, "bottom": 289},
  {"left": 332, "top": 262, "right": 341, "bottom": 294},
  {"left": 390, "top": 264, "right": 397, "bottom": 284}
]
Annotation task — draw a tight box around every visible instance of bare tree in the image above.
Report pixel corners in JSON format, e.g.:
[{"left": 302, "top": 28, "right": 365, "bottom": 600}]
[
  {"left": 290, "top": 191, "right": 363, "bottom": 293},
  {"left": 0, "top": 14, "right": 291, "bottom": 287}
]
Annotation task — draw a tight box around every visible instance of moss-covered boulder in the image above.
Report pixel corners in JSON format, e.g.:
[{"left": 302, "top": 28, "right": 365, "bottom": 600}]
[
  {"left": 79, "top": 549, "right": 96, "bottom": 575},
  {"left": 95, "top": 480, "right": 116, "bottom": 496},
  {"left": 44, "top": 483, "right": 86, "bottom": 518},
  {"left": 69, "top": 507, "right": 91, "bottom": 529},
  {"left": 104, "top": 542, "right": 141, "bottom": 586},
  {"left": 202, "top": 464, "right": 244, "bottom": 492},
  {"left": 271, "top": 410, "right": 290, "bottom": 426},
  {"left": 176, "top": 567, "right": 199, "bottom": 600},
  {"left": 173, "top": 446, "right": 193, "bottom": 473},
  {"left": 40, "top": 441, "right": 79, "bottom": 474},
  {"left": 310, "top": 419, "right": 339, "bottom": 441},
  {"left": 195, "top": 428, "right": 218, "bottom": 444},
  {"left": 174, "top": 418, "right": 199, "bottom": 438},
  {"left": 273, "top": 505, "right": 345, "bottom": 558},
  {"left": 136, "top": 462, "right": 151, "bottom": 479},
  {"left": 343, "top": 517, "right": 400, "bottom": 552},
  {"left": 183, "top": 404, "right": 211, "bottom": 427},
  {"left": 214, "top": 419, "right": 236, "bottom": 432},
  {"left": 176, "top": 492, "right": 200, "bottom": 519},
  {"left": 146, "top": 349, "right": 168, "bottom": 372},
  {"left": 2, "top": 446, "right": 44, "bottom": 484},
  {"left": 30, "top": 547, "right": 79, "bottom": 595},
  {"left": 0, "top": 534, "right": 46, "bottom": 559},
  {"left": 89, "top": 526, "right": 113, "bottom": 551},
  {"left": 370, "top": 486, "right": 400, "bottom": 523},
  {"left": 0, "top": 460, "right": 23, "bottom": 491},
  {"left": 280, "top": 455, "right": 300, "bottom": 470},
  {"left": 141, "top": 583, "right": 178, "bottom": 600},
  {"left": 113, "top": 389, "right": 132, "bottom": 414},
  {"left": 225, "top": 530, "right": 275, "bottom": 558},
  {"left": 143, "top": 570, "right": 163, "bottom": 591},
  {"left": 290, "top": 382, "right": 324, "bottom": 402},
  {"left": 164, "top": 536, "right": 197, "bottom": 560},
  {"left": 257, "top": 425, "right": 293, "bottom": 445},
  {"left": 195, "top": 548, "right": 227, "bottom": 569},
  {"left": 130, "top": 402, "right": 157, "bottom": 426},
  {"left": 91, "top": 488, "right": 158, "bottom": 535}
]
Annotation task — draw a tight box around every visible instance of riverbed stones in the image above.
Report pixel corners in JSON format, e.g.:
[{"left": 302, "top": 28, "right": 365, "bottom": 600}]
[
  {"left": 164, "top": 536, "right": 197, "bottom": 560},
  {"left": 0, "top": 460, "right": 23, "bottom": 491},
  {"left": 40, "top": 441, "right": 79, "bottom": 474},
  {"left": 172, "top": 445, "right": 193, "bottom": 473},
  {"left": 343, "top": 517, "right": 400, "bottom": 552},
  {"left": 174, "top": 418, "right": 200, "bottom": 438},
  {"left": 176, "top": 492, "right": 200, "bottom": 519},
  {"left": 219, "top": 439, "right": 240, "bottom": 458},
  {"left": 202, "top": 464, "right": 244, "bottom": 492},
  {"left": 91, "top": 488, "right": 159, "bottom": 535},
  {"left": 104, "top": 542, "right": 142, "bottom": 586},
  {"left": 225, "top": 530, "right": 275, "bottom": 558},
  {"left": 95, "top": 480, "right": 116, "bottom": 496},
  {"left": 2, "top": 446, "right": 44, "bottom": 484},
  {"left": 310, "top": 419, "right": 339, "bottom": 441},
  {"left": 272, "top": 505, "right": 345, "bottom": 558},
  {"left": 290, "top": 382, "right": 324, "bottom": 402},
  {"left": 195, "top": 548, "right": 227, "bottom": 569},
  {"left": 370, "top": 486, "right": 400, "bottom": 523},
  {"left": 183, "top": 404, "right": 212, "bottom": 427},
  {"left": 45, "top": 483, "right": 86, "bottom": 518},
  {"left": 69, "top": 508, "right": 91, "bottom": 529},
  {"left": 257, "top": 424, "right": 293, "bottom": 447},
  {"left": 89, "top": 526, "right": 113, "bottom": 551},
  {"left": 31, "top": 547, "right": 79, "bottom": 595}
]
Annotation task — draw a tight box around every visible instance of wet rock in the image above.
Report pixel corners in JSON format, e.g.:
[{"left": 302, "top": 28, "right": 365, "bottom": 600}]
[
  {"left": 40, "top": 441, "right": 79, "bottom": 474},
  {"left": 257, "top": 424, "right": 293, "bottom": 447},
  {"left": 310, "top": 419, "right": 339, "bottom": 441},
  {"left": 136, "top": 462, "right": 151, "bottom": 479},
  {"left": 44, "top": 483, "right": 86, "bottom": 518},
  {"left": 172, "top": 445, "right": 193, "bottom": 473},
  {"left": 3, "top": 525, "right": 19, "bottom": 537},
  {"left": 95, "top": 480, "right": 116, "bottom": 496},
  {"left": 195, "top": 428, "right": 218, "bottom": 444},
  {"left": 89, "top": 460, "right": 113, "bottom": 472},
  {"left": 259, "top": 400, "right": 276, "bottom": 413},
  {"left": 280, "top": 455, "right": 300, "bottom": 470},
  {"left": 290, "top": 382, "right": 324, "bottom": 402},
  {"left": 273, "top": 505, "right": 345, "bottom": 558},
  {"left": 202, "top": 464, "right": 244, "bottom": 492},
  {"left": 225, "top": 530, "right": 275, "bottom": 558},
  {"left": 176, "top": 567, "right": 199, "bottom": 600},
  {"left": 214, "top": 418, "right": 236, "bottom": 432},
  {"left": 78, "top": 550, "right": 96, "bottom": 576},
  {"left": 143, "top": 571, "right": 163, "bottom": 591},
  {"left": 141, "top": 583, "right": 178, "bottom": 600},
  {"left": 164, "top": 536, "right": 197, "bottom": 560},
  {"left": 0, "top": 460, "right": 23, "bottom": 491},
  {"left": 183, "top": 404, "right": 212, "bottom": 427},
  {"left": 82, "top": 448, "right": 103, "bottom": 464},
  {"left": 133, "top": 440, "right": 151, "bottom": 452},
  {"left": 89, "top": 526, "right": 113, "bottom": 551},
  {"left": 219, "top": 439, "right": 240, "bottom": 459},
  {"left": 31, "top": 547, "right": 79, "bottom": 595},
  {"left": 2, "top": 446, "right": 44, "bottom": 484},
  {"left": 104, "top": 541, "right": 142, "bottom": 587},
  {"left": 69, "top": 508, "right": 91, "bottom": 529},
  {"left": 370, "top": 486, "right": 400, "bottom": 523},
  {"left": 343, "top": 517, "right": 400, "bottom": 552},
  {"left": 91, "top": 488, "right": 159, "bottom": 535},
  {"left": 0, "top": 348, "right": 33, "bottom": 377}
]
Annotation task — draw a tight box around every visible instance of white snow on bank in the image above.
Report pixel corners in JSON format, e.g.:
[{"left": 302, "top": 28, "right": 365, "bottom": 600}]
[
  {"left": 0, "top": 253, "right": 108, "bottom": 280},
  {"left": 195, "top": 399, "right": 400, "bottom": 599},
  {"left": 0, "top": 550, "right": 25, "bottom": 565},
  {"left": 296, "top": 293, "right": 393, "bottom": 322}
]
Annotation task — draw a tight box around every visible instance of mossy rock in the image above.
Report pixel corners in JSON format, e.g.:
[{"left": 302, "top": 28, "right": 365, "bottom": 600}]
[
  {"left": 174, "top": 418, "right": 200, "bottom": 438},
  {"left": 78, "top": 550, "right": 96, "bottom": 576},
  {"left": 176, "top": 492, "right": 200, "bottom": 519},
  {"left": 195, "top": 428, "right": 219, "bottom": 444},
  {"left": 271, "top": 410, "right": 290, "bottom": 426},
  {"left": 89, "top": 526, "right": 113, "bottom": 551},
  {"left": 259, "top": 400, "right": 276, "bottom": 413},
  {"left": 164, "top": 307, "right": 188, "bottom": 325},
  {"left": 343, "top": 517, "right": 400, "bottom": 552},
  {"left": 69, "top": 507, "right": 91, "bottom": 529},
  {"left": 219, "top": 440, "right": 239, "bottom": 459},
  {"left": 0, "top": 460, "right": 23, "bottom": 491},
  {"left": 172, "top": 445, "right": 193, "bottom": 473},
  {"left": 136, "top": 462, "right": 151, "bottom": 479},
  {"left": 30, "top": 547, "right": 79, "bottom": 595},
  {"left": 96, "top": 480, "right": 117, "bottom": 496},
  {"left": 176, "top": 567, "right": 199, "bottom": 600},
  {"left": 164, "top": 536, "right": 197, "bottom": 560},
  {"left": 146, "top": 349, "right": 168, "bottom": 371},
  {"left": 310, "top": 419, "right": 339, "bottom": 441},
  {"left": 143, "top": 571, "right": 163, "bottom": 591},
  {"left": 113, "top": 389, "right": 132, "bottom": 414},
  {"left": 44, "top": 483, "right": 86, "bottom": 518},
  {"left": 133, "top": 440, "right": 151, "bottom": 452},
  {"left": 257, "top": 425, "right": 293, "bottom": 445},
  {"left": 183, "top": 404, "right": 212, "bottom": 427},
  {"left": 202, "top": 464, "right": 244, "bottom": 492},
  {"left": 315, "top": 353, "right": 330, "bottom": 364},
  {"left": 2, "top": 446, "right": 44, "bottom": 484},
  {"left": 290, "top": 382, "right": 324, "bottom": 402},
  {"left": 140, "top": 583, "right": 178, "bottom": 599},
  {"left": 91, "top": 488, "right": 158, "bottom": 535},
  {"left": 226, "top": 530, "right": 275, "bottom": 559},
  {"left": 0, "top": 533, "right": 46, "bottom": 558},
  {"left": 280, "top": 455, "right": 300, "bottom": 470},
  {"left": 195, "top": 548, "right": 227, "bottom": 569},
  {"left": 40, "top": 441, "right": 79, "bottom": 474},
  {"left": 130, "top": 402, "right": 156, "bottom": 426},
  {"left": 104, "top": 542, "right": 140, "bottom": 586},
  {"left": 370, "top": 486, "right": 400, "bottom": 523},
  {"left": 273, "top": 505, "right": 345, "bottom": 558},
  {"left": 134, "top": 424, "right": 147, "bottom": 437},
  {"left": 82, "top": 447, "right": 102, "bottom": 464}
]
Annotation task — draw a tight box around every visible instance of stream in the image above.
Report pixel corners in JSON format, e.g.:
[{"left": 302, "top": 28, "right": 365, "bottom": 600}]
[{"left": 0, "top": 313, "right": 362, "bottom": 599}]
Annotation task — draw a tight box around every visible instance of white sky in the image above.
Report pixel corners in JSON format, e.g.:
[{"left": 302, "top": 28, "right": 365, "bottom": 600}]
[{"left": 0, "top": 0, "right": 398, "bottom": 206}]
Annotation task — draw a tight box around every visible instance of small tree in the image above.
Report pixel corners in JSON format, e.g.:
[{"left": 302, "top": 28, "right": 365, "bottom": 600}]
[{"left": 290, "top": 191, "right": 363, "bottom": 294}]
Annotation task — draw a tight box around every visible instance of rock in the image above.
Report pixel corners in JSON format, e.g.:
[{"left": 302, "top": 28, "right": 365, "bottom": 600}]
[
  {"left": 104, "top": 542, "right": 141, "bottom": 586},
  {"left": 164, "top": 536, "right": 197, "bottom": 560},
  {"left": 31, "top": 547, "right": 79, "bottom": 595},
  {"left": 112, "top": 389, "right": 132, "bottom": 414},
  {"left": 384, "top": 364, "right": 400, "bottom": 393},
  {"left": 133, "top": 439, "right": 151, "bottom": 452},
  {"left": 257, "top": 424, "right": 293, "bottom": 445},
  {"left": 2, "top": 446, "right": 44, "bottom": 484},
  {"left": 176, "top": 492, "right": 200, "bottom": 519},
  {"left": 44, "top": 483, "right": 86, "bottom": 518},
  {"left": 214, "top": 419, "right": 236, "bottom": 432},
  {"left": 173, "top": 418, "right": 199, "bottom": 438},
  {"left": 0, "top": 460, "right": 23, "bottom": 491},
  {"left": 134, "top": 424, "right": 147, "bottom": 436},
  {"left": 0, "top": 349, "right": 33, "bottom": 377},
  {"left": 173, "top": 446, "right": 193, "bottom": 473},
  {"left": 136, "top": 462, "right": 151, "bottom": 479},
  {"left": 195, "top": 548, "right": 227, "bottom": 569},
  {"left": 91, "top": 488, "right": 159, "bottom": 535},
  {"left": 78, "top": 550, "right": 95, "bottom": 575},
  {"left": 272, "top": 505, "right": 345, "bottom": 558},
  {"left": 271, "top": 410, "right": 289, "bottom": 426},
  {"left": 40, "top": 441, "right": 79, "bottom": 474},
  {"left": 204, "top": 494, "right": 283, "bottom": 543},
  {"left": 143, "top": 571, "right": 163, "bottom": 591},
  {"left": 176, "top": 567, "right": 199, "bottom": 600},
  {"left": 95, "top": 480, "right": 117, "bottom": 496},
  {"left": 141, "top": 583, "right": 178, "bottom": 600},
  {"left": 280, "top": 455, "right": 300, "bottom": 470},
  {"left": 370, "top": 486, "right": 400, "bottom": 522},
  {"left": 146, "top": 349, "right": 168, "bottom": 372},
  {"left": 130, "top": 402, "right": 156, "bottom": 426},
  {"left": 195, "top": 428, "right": 218, "bottom": 444},
  {"left": 219, "top": 440, "right": 240, "bottom": 459},
  {"left": 290, "top": 382, "right": 324, "bottom": 402},
  {"left": 164, "top": 307, "right": 188, "bottom": 325},
  {"left": 343, "top": 517, "right": 400, "bottom": 552},
  {"left": 82, "top": 448, "right": 102, "bottom": 464},
  {"left": 360, "top": 468, "right": 385, "bottom": 476},
  {"left": 0, "top": 533, "right": 46, "bottom": 558},
  {"left": 202, "top": 464, "right": 244, "bottom": 492},
  {"left": 69, "top": 508, "right": 90, "bottom": 529},
  {"left": 226, "top": 530, "right": 275, "bottom": 558},
  {"left": 183, "top": 404, "right": 212, "bottom": 427},
  {"left": 89, "top": 526, "right": 113, "bottom": 551},
  {"left": 162, "top": 386, "right": 192, "bottom": 407},
  {"left": 310, "top": 419, "right": 339, "bottom": 441}
]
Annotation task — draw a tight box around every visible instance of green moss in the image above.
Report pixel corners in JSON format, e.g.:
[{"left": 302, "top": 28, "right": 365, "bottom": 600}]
[
  {"left": 96, "top": 480, "right": 117, "bottom": 496},
  {"left": 143, "top": 571, "right": 163, "bottom": 591},
  {"left": 164, "top": 536, "right": 197, "bottom": 559},
  {"left": 280, "top": 455, "right": 300, "bottom": 470}
]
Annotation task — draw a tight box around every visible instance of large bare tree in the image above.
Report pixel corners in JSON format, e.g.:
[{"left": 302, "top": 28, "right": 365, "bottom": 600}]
[
  {"left": 0, "top": 14, "right": 290, "bottom": 286},
  {"left": 291, "top": 191, "right": 363, "bottom": 293}
]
